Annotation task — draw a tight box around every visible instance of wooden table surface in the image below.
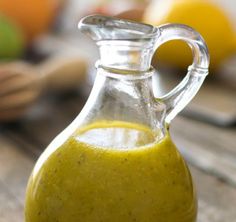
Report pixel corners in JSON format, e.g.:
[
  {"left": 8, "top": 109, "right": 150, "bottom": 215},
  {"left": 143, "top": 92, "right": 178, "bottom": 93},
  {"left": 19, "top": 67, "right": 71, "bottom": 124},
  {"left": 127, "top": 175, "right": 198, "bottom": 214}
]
[
  {"left": 0, "top": 88, "right": 235, "bottom": 222},
  {"left": 0, "top": 35, "right": 236, "bottom": 222}
]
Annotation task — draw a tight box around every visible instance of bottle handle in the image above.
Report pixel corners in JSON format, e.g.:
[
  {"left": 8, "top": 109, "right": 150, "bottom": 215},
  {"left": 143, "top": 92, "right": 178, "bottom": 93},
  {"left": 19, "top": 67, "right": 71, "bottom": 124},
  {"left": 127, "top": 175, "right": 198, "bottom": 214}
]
[{"left": 155, "top": 24, "right": 210, "bottom": 124}]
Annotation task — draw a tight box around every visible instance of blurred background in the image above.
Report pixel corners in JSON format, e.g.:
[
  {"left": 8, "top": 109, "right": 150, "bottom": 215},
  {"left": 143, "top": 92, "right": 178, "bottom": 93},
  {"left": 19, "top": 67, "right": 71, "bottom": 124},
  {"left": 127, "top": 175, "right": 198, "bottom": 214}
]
[
  {"left": 0, "top": 0, "right": 235, "bottom": 124},
  {"left": 0, "top": 0, "right": 235, "bottom": 222}
]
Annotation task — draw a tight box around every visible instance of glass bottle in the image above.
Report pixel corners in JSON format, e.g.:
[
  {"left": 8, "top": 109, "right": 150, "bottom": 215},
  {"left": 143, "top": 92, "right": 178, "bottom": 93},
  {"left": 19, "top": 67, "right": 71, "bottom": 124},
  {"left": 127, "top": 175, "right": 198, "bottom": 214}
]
[{"left": 25, "top": 15, "right": 209, "bottom": 222}]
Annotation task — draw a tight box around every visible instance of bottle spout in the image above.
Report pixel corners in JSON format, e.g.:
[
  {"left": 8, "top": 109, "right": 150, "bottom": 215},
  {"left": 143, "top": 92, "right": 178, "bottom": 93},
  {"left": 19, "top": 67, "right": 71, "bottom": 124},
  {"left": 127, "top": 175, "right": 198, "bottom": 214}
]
[
  {"left": 78, "top": 14, "right": 158, "bottom": 42},
  {"left": 78, "top": 15, "right": 159, "bottom": 71}
]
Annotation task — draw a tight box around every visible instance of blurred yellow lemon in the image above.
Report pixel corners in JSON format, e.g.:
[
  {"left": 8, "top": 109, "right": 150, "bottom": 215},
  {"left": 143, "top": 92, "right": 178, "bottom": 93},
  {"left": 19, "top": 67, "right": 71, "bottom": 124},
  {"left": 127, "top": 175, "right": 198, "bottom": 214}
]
[{"left": 143, "top": 0, "right": 236, "bottom": 70}]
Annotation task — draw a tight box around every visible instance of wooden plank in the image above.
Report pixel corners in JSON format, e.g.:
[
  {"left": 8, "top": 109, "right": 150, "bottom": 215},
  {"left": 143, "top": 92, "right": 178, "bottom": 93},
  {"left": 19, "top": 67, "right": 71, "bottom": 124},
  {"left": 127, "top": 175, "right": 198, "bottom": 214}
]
[
  {"left": 190, "top": 166, "right": 236, "bottom": 222},
  {"left": 0, "top": 182, "right": 23, "bottom": 222},
  {"left": 1, "top": 93, "right": 86, "bottom": 159},
  {"left": 15, "top": 93, "right": 85, "bottom": 148},
  {"left": 171, "top": 116, "right": 236, "bottom": 186},
  {"left": 0, "top": 95, "right": 85, "bottom": 221},
  {"left": 1, "top": 92, "right": 235, "bottom": 221},
  {"left": 155, "top": 71, "right": 236, "bottom": 126},
  {"left": 0, "top": 136, "right": 35, "bottom": 222}
]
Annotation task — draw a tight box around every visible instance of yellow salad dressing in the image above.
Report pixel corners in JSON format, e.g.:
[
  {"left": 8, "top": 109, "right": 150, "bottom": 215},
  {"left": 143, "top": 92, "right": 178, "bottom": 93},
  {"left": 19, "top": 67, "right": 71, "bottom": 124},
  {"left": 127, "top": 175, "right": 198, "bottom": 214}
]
[{"left": 25, "top": 121, "right": 197, "bottom": 222}]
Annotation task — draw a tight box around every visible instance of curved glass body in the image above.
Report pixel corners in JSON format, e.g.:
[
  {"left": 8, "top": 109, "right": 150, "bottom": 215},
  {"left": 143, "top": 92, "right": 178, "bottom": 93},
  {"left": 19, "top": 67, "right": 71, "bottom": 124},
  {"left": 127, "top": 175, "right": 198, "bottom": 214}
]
[{"left": 25, "top": 15, "right": 209, "bottom": 222}]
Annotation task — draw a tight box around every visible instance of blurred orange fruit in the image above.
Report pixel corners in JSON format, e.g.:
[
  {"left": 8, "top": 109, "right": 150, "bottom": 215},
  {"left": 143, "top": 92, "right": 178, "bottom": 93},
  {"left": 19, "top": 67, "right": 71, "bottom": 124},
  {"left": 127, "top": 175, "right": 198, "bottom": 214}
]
[{"left": 0, "top": 0, "right": 58, "bottom": 41}]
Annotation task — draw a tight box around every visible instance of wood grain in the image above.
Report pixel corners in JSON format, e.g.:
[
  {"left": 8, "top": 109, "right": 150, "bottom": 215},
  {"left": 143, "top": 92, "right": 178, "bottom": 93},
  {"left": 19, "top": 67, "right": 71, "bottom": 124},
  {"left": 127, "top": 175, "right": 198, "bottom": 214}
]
[
  {"left": 171, "top": 116, "right": 236, "bottom": 187},
  {"left": 0, "top": 92, "right": 235, "bottom": 222},
  {"left": 0, "top": 136, "right": 34, "bottom": 222},
  {"left": 0, "top": 135, "right": 236, "bottom": 222},
  {"left": 191, "top": 167, "right": 236, "bottom": 222}
]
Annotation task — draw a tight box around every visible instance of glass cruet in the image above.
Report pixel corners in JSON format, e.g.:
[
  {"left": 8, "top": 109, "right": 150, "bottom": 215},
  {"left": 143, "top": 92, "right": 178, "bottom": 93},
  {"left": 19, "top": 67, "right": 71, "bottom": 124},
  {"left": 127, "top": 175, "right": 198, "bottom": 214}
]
[{"left": 25, "top": 15, "right": 209, "bottom": 222}]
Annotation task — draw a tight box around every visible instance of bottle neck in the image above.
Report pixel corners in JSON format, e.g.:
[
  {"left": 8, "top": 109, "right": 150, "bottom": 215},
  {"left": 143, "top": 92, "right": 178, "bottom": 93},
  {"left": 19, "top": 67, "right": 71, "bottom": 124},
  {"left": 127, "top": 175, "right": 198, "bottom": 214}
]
[
  {"left": 97, "top": 40, "right": 155, "bottom": 72},
  {"left": 75, "top": 66, "right": 166, "bottom": 147}
]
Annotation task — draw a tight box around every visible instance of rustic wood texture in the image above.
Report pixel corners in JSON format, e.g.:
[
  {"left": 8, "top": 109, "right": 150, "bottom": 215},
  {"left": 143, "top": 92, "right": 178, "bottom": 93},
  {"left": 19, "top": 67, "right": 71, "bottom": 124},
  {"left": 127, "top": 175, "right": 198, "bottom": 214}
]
[
  {"left": 0, "top": 136, "right": 34, "bottom": 222},
  {"left": 171, "top": 116, "right": 236, "bottom": 187},
  {"left": 0, "top": 88, "right": 235, "bottom": 222}
]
